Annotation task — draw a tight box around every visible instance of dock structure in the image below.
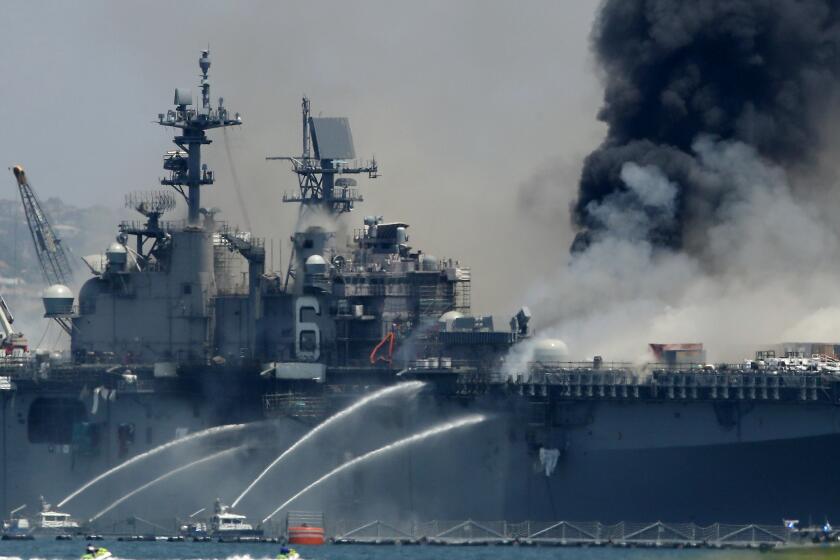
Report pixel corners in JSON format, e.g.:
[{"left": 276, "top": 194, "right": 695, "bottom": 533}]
[{"left": 332, "top": 519, "right": 794, "bottom": 548}]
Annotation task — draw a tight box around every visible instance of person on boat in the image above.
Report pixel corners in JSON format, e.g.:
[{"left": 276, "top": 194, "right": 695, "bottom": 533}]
[
  {"left": 276, "top": 547, "right": 299, "bottom": 560},
  {"left": 82, "top": 545, "right": 110, "bottom": 560}
]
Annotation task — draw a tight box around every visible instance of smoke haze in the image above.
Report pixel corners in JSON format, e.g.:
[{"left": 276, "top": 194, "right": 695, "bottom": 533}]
[
  {"left": 0, "top": 0, "right": 602, "bottom": 328},
  {"left": 5, "top": 1, "right": 840, "bottom": 362},
  {"left": 521, "top": 0, "right": 840, "bottom": 362}
]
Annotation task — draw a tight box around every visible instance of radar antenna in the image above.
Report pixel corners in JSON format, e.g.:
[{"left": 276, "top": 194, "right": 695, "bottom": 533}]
[
  {"left": 126, "top": 191, "right": 176, "bottom": 219},
  {"left": 157, "top": 49, "right": 241, "bottom": 225},
  {"left": 10, "top": 165, "right": 74, "bottom": 287},
  {"left": 267, "top": 97, "right": 378, "bottom": 215},
  {"left": 119, "top": 191, "right": 179, "bottom": 266}
]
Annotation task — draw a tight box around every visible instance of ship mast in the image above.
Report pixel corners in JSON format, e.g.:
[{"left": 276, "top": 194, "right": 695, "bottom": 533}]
[
  {"left": 267, "top": 97, "right": 378, "bottom": 216},
  {"left": 267, "top": 98, "right": 378, "bottom": 288},
  {"left": 158, "top": 50, "right": 242, "bottom": 225}
]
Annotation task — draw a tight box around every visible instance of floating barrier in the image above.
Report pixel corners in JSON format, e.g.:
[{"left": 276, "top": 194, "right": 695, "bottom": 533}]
[{"left": 330, "top": 520, "right": 796, "bottom": 549}]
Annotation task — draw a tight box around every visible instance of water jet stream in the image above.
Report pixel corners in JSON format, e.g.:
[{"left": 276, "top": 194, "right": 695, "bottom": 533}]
[
  {"left": 60, "top": 423, "right": 251, "bottom": 508},
  {"left": 89, "top": 445, "right": 246, "bottom": 523},
  {"left": 262, "top": 414, "right": 485, "bottom": 522},
  {"left": 232, "top": 381, "right": 424, "bottom": 508}
]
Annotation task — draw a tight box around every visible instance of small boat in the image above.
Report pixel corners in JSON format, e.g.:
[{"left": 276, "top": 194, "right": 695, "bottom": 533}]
[
  {"left": 2, "top": 505, "right": 34, "bottom": 540},
  {"left": 2, "top": 518, "right": 34, "bottom": 540},
  {"left": 179, "top": 520, "right": 209, "bottom": 539},
  {"left": 277, "top": 548, "right": 301, "bottom": 560},
  {"left": 208, "top": 499, "right": 263, "bottom": 539},
  {"left": 81, "top": 546, "right": 111, "bottom": 560},
  {"left": 34, "top": 497, "right": 80, "bottom": 536}
]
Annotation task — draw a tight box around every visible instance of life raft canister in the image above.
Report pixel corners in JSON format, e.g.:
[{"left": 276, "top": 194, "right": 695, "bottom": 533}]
[{"left": 288, "top": 525, "right": 324, "bottom": 545}]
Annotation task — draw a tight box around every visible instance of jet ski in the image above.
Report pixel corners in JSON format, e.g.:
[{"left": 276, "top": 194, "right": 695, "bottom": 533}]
[
  {"left": 277, "top": 548, "right": 300, "bottom": 560},
  {"left": 81, "top": 546, "right": 111, "bottom": 560}
]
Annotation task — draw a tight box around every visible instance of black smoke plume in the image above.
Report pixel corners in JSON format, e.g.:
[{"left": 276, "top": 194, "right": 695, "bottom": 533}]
[{"left": 573, "top": 0, "right": 840, "bottom": 254}]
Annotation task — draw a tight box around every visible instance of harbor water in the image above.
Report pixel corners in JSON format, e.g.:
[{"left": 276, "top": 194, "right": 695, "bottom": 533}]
[{"left": 0, "top": 539, "right": 778, "bottom": 560}]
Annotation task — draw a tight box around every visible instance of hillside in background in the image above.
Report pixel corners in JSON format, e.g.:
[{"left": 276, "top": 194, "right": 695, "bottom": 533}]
[{"left": 0, "top": 197, "right": 128, "bottom": 348}]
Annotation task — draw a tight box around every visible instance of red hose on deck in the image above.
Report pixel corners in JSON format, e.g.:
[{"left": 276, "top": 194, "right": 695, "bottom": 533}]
[{"left": 369, "top": 331, "right": 396, "bottom": 365}]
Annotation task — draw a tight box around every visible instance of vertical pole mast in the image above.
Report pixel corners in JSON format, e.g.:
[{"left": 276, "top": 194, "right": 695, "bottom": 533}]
[
  {"left": 159, "top": 50, "right": 241, "bottom": 226},
  {"left": 302, "top": 97, "right": 311, "bottom": 160}
]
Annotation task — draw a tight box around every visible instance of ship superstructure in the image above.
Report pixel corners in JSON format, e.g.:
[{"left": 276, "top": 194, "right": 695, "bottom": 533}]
[
  {"left": 2, "top": 50, "right": 840, "bottom": 528},
  {"left": 68, "top": 54, "right": 476, "bottom": 376},
  {"left": 71, "top": 50, "right": 243, "bottom": 365}
]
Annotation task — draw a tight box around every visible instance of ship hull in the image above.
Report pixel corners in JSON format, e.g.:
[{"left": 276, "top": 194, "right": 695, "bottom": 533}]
[
  {"left": 2, "top": 383, "right": 839, "bottom": 526},
  {"left": 502, "top": 431, "right": 840, "bottom": 524}
]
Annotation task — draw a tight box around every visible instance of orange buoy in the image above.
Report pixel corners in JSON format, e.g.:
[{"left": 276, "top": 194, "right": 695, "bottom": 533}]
[{"left": 288, "top": 525, "right": 325, "bottom": 545}]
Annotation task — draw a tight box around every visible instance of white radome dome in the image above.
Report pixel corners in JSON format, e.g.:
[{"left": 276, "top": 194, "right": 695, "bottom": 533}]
[
  {"left": 304, "top": 254, "right": 328, "bottom": 274},
  {"left": 42, "top": 284, "right": 73, "bottom": 300},
  {"left": 533, "top": 338, "right": 569, "bottom": 363},
  {"left": 107, "top": 242, "right": 127, "bottom": 254},
  {"left": 438, "top": 310, "right": 464, "bottom": 331},
  {"left": 107, "top": 242, "right": 128, "bottom": 266},
  {"left": 42, "top": 284, "right": 74, "bottom": 316},
  {"left": 420, "top": 254, "right": 438, "bottom": 271}
]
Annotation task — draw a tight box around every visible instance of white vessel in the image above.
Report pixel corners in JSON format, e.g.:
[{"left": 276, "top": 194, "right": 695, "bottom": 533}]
[
  {"left": 1, "top": 514, "right": 33, "bottom": 540},
  {"left": 210, "top": 499, "right": 262, "bottom": 539},
  {"left": 34, "top": 497, "right": 79, "bottom": 535}
]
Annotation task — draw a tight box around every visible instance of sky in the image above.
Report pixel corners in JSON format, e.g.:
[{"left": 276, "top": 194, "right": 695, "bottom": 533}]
[{"left": 0, "top": 1, "right": 604, "bottom": 321}]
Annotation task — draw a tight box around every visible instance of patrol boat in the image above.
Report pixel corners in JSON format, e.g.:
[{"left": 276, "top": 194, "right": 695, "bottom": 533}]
[
  {"left": 209, "top": 500, "right": 262, "bottom": 540},
  {"left": 34, "top": 497, "right": 79, "bottom": 536}
]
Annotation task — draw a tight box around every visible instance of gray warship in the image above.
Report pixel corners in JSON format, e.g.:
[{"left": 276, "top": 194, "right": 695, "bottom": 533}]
[{"left": 2, "top": 50, "right": 840, "bottom": 528}]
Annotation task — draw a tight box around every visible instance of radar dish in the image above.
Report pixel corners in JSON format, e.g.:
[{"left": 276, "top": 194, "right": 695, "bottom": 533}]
[
  {"left": 126, "top": 191, "right": 177, "bottom": 217},
  {"left": 309, "top": 117, "right": 355, "bottom": 160}
]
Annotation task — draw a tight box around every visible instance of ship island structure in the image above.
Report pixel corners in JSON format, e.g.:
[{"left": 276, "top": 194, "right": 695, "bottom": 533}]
[{"left": 1, "top": 51, "right": 840, "bottom": 530}]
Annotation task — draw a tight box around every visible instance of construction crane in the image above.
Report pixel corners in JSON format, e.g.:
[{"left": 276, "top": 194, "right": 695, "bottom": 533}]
[
  {"left": 11, "top": 165, "right": 74, "bottom": 287},
  {"left": 0, "top": 294, "right": 28, "bottom": 357}
]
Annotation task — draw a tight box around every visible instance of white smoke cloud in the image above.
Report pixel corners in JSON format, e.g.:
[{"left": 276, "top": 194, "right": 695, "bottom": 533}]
[
  {"left": 521, "top": 136, "right": 840, "bottom": 363},
  {"left": 586, "top": 161, "right": 679, "bottom": 243}
]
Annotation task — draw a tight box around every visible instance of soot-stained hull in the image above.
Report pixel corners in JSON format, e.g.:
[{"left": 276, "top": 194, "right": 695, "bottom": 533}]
[
  {"left": 501, "top": 432, "right": 840, "bottom": 524},
  {"left": 5, "top": 383, "right": 837, "bottom": 526},
  {"left": 331, "top": 395, "right": 840, "bottom": 525}
]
